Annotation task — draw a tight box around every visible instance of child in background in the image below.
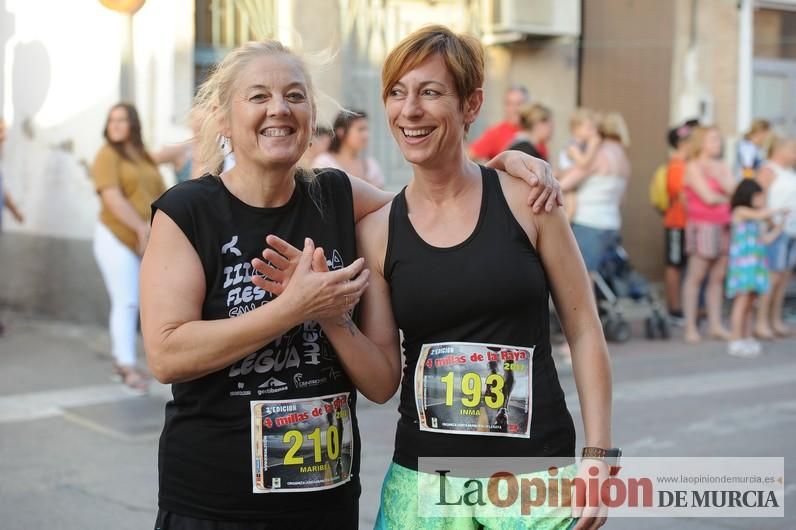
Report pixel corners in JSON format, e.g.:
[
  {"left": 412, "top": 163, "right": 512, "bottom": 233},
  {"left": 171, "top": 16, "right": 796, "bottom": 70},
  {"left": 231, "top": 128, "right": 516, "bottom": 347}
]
[
  {"left": 726, "top": 179, "right": 788, "bottom": 357},
  {"left": 557, "top": 108, "right": 601, "bottom": 220},
  {"left": 736, "top": 118, "right": 772, "bottom": 180},
  {"left": 661, "top": 120, "right": 699, "bottom": 325}
]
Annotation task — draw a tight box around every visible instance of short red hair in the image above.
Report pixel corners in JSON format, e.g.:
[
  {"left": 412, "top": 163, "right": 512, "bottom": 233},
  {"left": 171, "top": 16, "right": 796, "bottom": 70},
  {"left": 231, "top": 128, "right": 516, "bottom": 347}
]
[{"left": 381, "top": 25, "right": 484, "bottom": 107}]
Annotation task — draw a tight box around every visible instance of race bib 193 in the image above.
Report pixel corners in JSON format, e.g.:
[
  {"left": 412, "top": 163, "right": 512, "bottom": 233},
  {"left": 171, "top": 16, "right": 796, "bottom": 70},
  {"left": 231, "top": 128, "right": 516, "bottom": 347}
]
[
  {"left": 250, "top": 393, "right": 353, "bottom": 493},
  {"left": 414, "top": 342, "right": 533, "bottom": 438}
]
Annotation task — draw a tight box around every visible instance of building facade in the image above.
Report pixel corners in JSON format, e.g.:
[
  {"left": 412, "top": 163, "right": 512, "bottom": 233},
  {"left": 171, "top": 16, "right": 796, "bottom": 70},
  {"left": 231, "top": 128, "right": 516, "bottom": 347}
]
[{"left": 1, "top": 0, "right": 794, "bottom": 322}]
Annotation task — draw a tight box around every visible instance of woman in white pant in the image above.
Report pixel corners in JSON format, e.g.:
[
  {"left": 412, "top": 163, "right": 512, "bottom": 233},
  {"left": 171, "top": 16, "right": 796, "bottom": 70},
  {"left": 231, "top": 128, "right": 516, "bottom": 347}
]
[
  {"left": 92, "top": 103, "right": 165, "bottom": 393},
  {"left": 756, "top": 137, "right": 796, "bottom": 338}
]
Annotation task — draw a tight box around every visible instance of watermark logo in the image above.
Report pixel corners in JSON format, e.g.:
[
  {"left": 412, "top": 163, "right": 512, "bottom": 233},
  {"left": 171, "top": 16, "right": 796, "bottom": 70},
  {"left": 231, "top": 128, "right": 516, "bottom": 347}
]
[{"left": 416, "top": 457, "right": 785, "bottom": 519}]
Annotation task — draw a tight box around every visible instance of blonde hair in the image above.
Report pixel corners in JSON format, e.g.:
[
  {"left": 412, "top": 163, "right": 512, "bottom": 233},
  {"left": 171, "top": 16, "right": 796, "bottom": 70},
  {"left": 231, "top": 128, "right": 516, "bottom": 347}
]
[
  {"left": 518, "top": 103, "right": 551, "bottom": 132},
  {"left": 599, "top": 112, "right": 630, "bottom": 147},
  {"left": 744, "top": 118, "right": 771, "bottom": 141},
  {"left": 686, "top": 125, "right": 717, "bottom": 160},
  {"left": 192, "top": 40, "right": 315, "bottom": 175},
  {"left": 569, "top": 107, "right": 597, "bottom": 131},
  {"left": 381, "top": 25, "right": 484, "bottom": 127},
  {"left": 768, "top": 135, "right": 796, "bottom": 159}
]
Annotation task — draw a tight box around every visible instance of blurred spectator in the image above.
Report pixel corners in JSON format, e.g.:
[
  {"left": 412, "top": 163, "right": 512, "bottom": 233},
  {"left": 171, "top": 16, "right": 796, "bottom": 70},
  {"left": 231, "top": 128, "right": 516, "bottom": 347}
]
[
  {"left": 756, "top": 136, "right": 796, "bottom": 338},
  {"left": 736, "top": 118, "right": 772, "bottom": 180},
  {"left": 558, "top": 108, "right": 602, "bottom": 220},
  {"left": 558, "top": 108, "right": 601, "bottom": 172},
  {"left": 91, "top": 103, "right": 166, "bottom": 394},
  {"left": 561, "top": 112, "right": 630, "bottom": 272},
  {"left": 301, "top": 126, "right": 333, "bottom": 168},
  {"left": 0, "top": 118, "right": 24, "bottom": 337},
  {"left": 469, "top": 85, "right": 529, "bottom": 161},
  {"left": 658, "top": 120, "right": 698, "bottom": 324},
  {"left": 682, "top": 126, "right": 736, "bottom": 343},
  {"left": 509, "top": 103, "right": 553, "bottom": 161},
  {"left": 152, "top": 110, "right": 205, "bottom": 183},
  {"left": 726, "top": 179, "right": 785, "bottom": 357},
  {"left": 314, "top": 110, "right": 385, "bottom": 188}
]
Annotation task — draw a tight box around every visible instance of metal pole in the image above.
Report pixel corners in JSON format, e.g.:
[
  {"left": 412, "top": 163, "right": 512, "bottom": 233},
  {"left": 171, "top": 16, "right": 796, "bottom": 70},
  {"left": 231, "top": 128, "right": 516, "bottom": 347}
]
[
  {"left": 120, "top": 12, "right": 135, "bottom": 102},
  {"left": 737, "top": 0, "right": 753, "bottom": 135}
]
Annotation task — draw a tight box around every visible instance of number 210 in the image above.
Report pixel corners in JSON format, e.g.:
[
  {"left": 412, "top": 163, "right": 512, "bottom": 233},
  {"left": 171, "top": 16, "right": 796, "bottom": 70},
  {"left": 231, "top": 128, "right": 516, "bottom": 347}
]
[
  {"left": 440, "top": 371, "right": 505, "bottom": 409},
  {"left": 283, "top": 426, "right": 340, "bottom": 465}
]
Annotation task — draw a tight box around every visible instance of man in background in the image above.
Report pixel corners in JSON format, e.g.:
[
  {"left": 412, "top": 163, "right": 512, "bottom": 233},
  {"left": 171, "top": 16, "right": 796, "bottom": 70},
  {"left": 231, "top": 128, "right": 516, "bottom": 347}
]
[{"left": 469, "top": 85, "right": 531, "bottom": 161}]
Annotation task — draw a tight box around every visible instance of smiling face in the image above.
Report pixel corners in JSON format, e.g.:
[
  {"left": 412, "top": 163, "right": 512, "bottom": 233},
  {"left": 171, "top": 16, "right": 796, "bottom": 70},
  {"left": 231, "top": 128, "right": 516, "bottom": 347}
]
[
  {"left": 385, "top": 54, "right": 482, "bottom": 168},
  {"left": 222, "top": 53, "right": 314, "bottom": 171},
  {"left": 106, "top": 106, "right": 131, "bottom": 144}
]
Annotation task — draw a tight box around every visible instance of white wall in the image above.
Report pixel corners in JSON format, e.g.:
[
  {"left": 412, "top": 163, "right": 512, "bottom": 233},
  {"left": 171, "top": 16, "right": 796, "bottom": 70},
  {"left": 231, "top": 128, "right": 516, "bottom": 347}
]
[{"left": 0, "top": 0, "right": 194, "bottom": 239}]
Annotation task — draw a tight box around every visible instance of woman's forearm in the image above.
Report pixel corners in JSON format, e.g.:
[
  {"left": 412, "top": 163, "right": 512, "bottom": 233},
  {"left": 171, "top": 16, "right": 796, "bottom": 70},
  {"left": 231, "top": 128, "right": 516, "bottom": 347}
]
[
  {"left": 101, "top": 188, "right": 149, "bottom": 232},
  {"left": 319, "top": 315, "right": 401, "bottom": 404},
  {"left": 569, "top": 325, "right": 613, "bottom": 448},
  {"left": 145, "top": 296, "right": 299, "bottom": 383}
]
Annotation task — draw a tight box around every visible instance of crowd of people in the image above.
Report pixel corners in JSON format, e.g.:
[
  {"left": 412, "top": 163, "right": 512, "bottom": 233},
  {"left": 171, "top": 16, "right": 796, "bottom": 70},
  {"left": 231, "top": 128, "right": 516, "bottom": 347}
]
[{"left": 654, "top": 118, "right": 796, "bottom": 357}]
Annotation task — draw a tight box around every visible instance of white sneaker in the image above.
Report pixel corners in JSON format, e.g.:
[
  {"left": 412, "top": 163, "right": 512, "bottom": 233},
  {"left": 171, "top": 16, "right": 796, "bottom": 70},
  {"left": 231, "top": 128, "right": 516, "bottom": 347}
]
[
  {"left": 728, "top": 340, "right": 748, "bottom": 357},
  {"left": 742, "top": 338, "right": 763, "bottom": 357},
  {"left": 728, "top": 339, "right": 762, "bottom": 358}
]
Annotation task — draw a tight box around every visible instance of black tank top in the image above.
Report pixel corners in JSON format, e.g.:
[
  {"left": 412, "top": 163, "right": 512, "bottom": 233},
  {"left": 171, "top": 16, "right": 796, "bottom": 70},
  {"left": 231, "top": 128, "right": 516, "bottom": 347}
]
[
  {"left": 151, "top": 170, "right": 360, "bottom": 521},
  {"left": 385, "top": 166, "right": 575, "bottom": 470}
]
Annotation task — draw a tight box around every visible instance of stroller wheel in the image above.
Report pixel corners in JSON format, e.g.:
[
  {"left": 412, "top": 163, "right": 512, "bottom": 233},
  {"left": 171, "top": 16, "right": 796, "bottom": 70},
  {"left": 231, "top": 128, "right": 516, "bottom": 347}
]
[
  {"left": 605, "top": 317, "right": 631, "bottom": 343},
  {"left": 645, "top": 314, "right": 671, "bottom": 340},
  {"left": 644, "top": 317, "right": 657, "bottom": 339},
  {"left": 656, "top": 314, "right": 671, "bottom": 340}
]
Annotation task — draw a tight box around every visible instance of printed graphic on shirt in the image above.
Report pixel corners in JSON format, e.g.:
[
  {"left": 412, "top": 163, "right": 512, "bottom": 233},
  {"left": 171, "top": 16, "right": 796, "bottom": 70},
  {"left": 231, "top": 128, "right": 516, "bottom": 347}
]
[
  {"left": 218, "top": 236, "right": 349, "bottom": 397},
  {"left": 415, "top": 342, "right": 533, "bottom": 438},
  {"left": 251, "top": 393, "right": 353, "bottom": 493}
]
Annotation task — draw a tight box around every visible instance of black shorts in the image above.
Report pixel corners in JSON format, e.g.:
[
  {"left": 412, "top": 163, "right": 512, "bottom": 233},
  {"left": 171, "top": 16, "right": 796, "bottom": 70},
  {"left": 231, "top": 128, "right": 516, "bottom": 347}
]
[
  {"left": 154, "top": 502, "right": 359, "bottom": 530},
  {"left": 665, "top": 228, "right": 686, "bottom": 268}
]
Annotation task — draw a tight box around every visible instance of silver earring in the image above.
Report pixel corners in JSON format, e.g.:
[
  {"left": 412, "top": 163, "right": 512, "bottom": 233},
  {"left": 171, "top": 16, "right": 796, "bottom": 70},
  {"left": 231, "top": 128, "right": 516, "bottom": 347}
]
[{"left": 221, "top": 136, "right": 229, "bottom": 151}]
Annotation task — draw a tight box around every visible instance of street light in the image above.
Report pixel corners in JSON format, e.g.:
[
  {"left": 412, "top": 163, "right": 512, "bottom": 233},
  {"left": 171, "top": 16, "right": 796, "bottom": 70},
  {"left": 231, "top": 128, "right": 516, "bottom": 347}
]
[{"left": 98, "top": 0, "right": 145, "bottom": 15}]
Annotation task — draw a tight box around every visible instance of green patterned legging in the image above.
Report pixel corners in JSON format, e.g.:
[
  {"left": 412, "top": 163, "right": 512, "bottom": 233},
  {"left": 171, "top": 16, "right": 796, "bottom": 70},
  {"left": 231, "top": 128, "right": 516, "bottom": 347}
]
[{"left": 374, "top": 462, "right": 579, "bottom": 529}]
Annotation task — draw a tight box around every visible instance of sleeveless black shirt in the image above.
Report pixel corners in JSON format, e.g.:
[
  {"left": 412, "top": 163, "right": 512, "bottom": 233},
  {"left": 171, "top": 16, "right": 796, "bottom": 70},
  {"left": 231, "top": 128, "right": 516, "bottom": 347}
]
[
  {"left": 151, "top": 170, "right": 360, "bottom": 520},
  {"left": 385, "top": 166, "right": 575, "bottom": 470}
]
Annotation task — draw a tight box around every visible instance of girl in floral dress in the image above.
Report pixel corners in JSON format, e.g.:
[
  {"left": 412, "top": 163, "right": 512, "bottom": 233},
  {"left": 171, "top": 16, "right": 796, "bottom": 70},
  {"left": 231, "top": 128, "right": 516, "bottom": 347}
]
[{"left": 726, "top": 179, "right": 788, "bottom": 357}]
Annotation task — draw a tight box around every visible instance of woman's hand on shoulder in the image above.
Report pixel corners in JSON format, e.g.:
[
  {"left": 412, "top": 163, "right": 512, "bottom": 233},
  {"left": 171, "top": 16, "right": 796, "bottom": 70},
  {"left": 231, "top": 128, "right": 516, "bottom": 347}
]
[{"left": 486, "top": 151, "right": 563, "bottom": 212}]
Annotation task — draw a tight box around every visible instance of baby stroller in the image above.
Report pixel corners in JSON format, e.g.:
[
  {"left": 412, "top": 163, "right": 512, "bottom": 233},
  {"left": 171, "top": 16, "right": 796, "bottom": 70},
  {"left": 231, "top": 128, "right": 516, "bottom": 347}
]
[{"left": 592, "top": 245, "right": 670, "bottom": 343}]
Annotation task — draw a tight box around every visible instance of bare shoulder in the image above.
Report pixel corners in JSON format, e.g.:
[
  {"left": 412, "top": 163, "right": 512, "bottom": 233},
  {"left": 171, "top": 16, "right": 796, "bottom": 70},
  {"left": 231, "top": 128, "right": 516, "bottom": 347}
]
[{"left": 495, "top": 170, "right": 539, "bottom": 245}]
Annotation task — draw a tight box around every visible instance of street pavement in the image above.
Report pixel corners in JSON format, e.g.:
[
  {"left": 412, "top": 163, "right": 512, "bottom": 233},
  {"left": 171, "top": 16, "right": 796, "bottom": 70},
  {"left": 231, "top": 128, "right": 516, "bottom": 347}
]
[{"left": 0, "top": 312, "right": 793, "bottom": 529}]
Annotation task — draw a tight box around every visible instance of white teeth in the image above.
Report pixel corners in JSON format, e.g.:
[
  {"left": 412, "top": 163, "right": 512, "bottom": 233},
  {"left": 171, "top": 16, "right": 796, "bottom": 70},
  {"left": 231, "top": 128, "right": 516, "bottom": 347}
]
[
  {"left": 262, "top": 128, "right": 292, "bottom": 137},
  {"left": 402, "top": 128, "right": 432, "bottom": 137}
]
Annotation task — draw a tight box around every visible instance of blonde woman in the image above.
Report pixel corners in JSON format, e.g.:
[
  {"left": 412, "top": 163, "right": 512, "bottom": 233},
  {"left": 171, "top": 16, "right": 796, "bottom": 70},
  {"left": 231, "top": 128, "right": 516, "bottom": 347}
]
[
  {"left": 756, "top": 137, "right": 796, "bottom": 338},
  {"left": 682, "top": 126, "right": 736, "bottom": 343},
  {"left": 560, "top": 112, "right": 630, "bottom": 274}
]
